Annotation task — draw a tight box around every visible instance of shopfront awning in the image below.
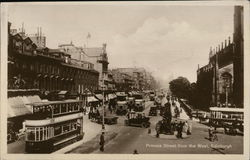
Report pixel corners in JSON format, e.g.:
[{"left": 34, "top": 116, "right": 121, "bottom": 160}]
[
  {"left": 108, "top": 94, "right": 117, "bottom": 100},
  {"left": 95, "top": 94, "right": 104, "bottom": 101},
  {"left": 58, "top": 90, "right": 68, "bottom": 95},
  {"left": 8, "top": 97, "right": 32, "bottom": 118},
  {"left": 87, "top": 96, "right": 99, "bottom": 103}
]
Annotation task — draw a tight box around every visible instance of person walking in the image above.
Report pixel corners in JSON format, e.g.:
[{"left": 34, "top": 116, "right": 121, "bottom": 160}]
[
  {"left": 177, "top": 122, "right": 183, "bottom": 139},
  {"left": 183, "top": 121, "right": 188, "bottom": 133},
  {"left": 208, "top": 126, "right": 213, "bottom": 141},
  {"left": 187, "top": 122, "right": 192, "bottom": 135},
  {"left": 100, "top": 132, "right": 105, "bottom": 152}
]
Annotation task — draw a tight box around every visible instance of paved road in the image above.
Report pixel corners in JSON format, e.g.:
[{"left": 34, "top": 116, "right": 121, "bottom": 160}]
[
  {"left": 8, "top": 99, "right": 243, "bottom": 154},
  {"left": 95, "top": 101, "right": 243, "bottom": 154}
]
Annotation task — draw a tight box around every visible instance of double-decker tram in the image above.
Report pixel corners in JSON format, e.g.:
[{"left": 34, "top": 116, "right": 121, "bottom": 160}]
[
  {"left": 209, "top": 107, "right": 244, "bottom": 133},
  {"left": 24, "top": 100, "right": 84, "bottom": 153}
]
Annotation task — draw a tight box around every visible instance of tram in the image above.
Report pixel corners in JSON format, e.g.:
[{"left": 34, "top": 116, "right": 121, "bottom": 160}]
[
  {"left": 24, "top": 100, "right": 84, "bottom": 153},
  {"left": 209, "top": 107, "right": 244, "bottom": 133}
]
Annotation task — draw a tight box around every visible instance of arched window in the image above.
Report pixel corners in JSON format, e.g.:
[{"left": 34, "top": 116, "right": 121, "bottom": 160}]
[{"left": 221, "top": 72, "right": 232, "bottom": 93}]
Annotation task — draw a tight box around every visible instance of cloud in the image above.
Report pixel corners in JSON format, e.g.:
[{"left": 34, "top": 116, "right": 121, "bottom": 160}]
[{"left": 108, "top": 17, "right": 232, "bottom": 83}]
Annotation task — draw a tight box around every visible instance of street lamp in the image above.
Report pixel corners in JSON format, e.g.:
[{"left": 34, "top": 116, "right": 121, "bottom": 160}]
[
  {"left": 225, "top": 84, "right": 229, "bottom": 108},
  {"left": 102, "top": 73, "right": 105, "bottom": 131}
]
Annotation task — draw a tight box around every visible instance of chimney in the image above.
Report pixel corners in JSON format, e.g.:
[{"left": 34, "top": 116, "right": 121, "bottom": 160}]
[
  {"left": 221, "top": 42, "right": 224, "bottom": 49},
  {"left": 225, "top": 39, "right": 227, "bottom": 47},
  {"left": 228, "top": 36, "right": 231, "bottom": 44}
]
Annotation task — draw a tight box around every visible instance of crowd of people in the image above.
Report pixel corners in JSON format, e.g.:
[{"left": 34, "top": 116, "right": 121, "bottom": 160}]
[{"left": 155, "top": 95, "right": 192, "bottom": 139}]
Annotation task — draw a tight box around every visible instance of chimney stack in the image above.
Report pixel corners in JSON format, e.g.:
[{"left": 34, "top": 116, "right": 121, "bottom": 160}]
[{"left": 228, "top": 36, "right": 231, "bottom": 44}]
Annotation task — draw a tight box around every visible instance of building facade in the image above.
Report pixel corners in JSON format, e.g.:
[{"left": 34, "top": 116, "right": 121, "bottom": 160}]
[
  {"left": 8, "top": 22, "right": 99, "bottom": 100},
  {"left": 81, "top": 44, "right": 110, "bottom": 91},
  {"left": 196, "top": 6, "right": 244, "bottom": 109},
  {"left": 112, "top": 67, "right": 157, "bottom": 91},
  {"left": 29, "top": 27, "right": 46, "bottom": 48},
  {"left": 111, "top": 69, "right": 134, "bottom": 92}
]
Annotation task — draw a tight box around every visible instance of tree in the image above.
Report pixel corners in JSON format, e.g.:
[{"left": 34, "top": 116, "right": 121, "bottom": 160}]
[{"left": 169, "top": 77, "right": 191, "bottom": 99}]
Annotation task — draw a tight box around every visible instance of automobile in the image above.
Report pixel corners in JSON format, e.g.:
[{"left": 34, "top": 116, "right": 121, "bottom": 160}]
[
  {"left": 133, "top": 93, "right": 145, "bottom": 112},
  {"left": 149, "top": 106, "right": 157, "bottom": 116},
  {"left": 154, "top": 96, "right": 162, "bottom": 109},
  {"left": 115, "top": 92, "right": 128, "bottom": 115},
  {"left": 97, "top": 115, "right": 119, "bottom": 125},
  {"left": 149, "top": 91, "right": 155, "bottom": 101},
  {"left": 124, "top": 111, "right": 151, "bottom": 128},
  {"left": 127, "top": 92, "right": 135, "bottom": 111}
]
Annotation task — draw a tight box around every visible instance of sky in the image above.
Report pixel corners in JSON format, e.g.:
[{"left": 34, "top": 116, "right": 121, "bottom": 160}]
[{"left": 7, "top": 3, "right": 234, "bottom": 85}]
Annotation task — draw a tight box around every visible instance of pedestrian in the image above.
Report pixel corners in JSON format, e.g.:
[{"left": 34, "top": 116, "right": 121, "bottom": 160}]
[
  {"left": 177, "top": 121, "right": 183, "bottom": 139},
  {"left": 208, "top": 126, "right": 213, "bottom": 141},
  {"left": 133, "top": 149, "right": 138, "bottom": 154},
  {"left": 183, "top": 121, "right": 188, "bottom": 133},
  {"left": 155, "top": 121, "right": 161, "bottom": 138},
  {"left": 187, "top": 122, "right": 192, "bottom": 135},
  {"left": 99, "top": 132, "right": 105, "bottom": 152}
]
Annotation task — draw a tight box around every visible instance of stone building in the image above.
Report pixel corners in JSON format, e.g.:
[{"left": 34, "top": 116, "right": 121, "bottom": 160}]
[
  {"left": 196, "top": 6, "right": 244, "bottom": 109},
  {"left": 81, "top": 44, "right": 111, "bottom": 91},
  {"left": 8, "top": 22, "right": 99, "bottom": 100}
]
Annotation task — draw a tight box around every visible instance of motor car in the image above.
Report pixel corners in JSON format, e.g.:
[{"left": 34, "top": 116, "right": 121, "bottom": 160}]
[
  {"left": 97, "top": 115, "right": 119, "bottom": 125},
  {"left": 124, "top": 111, "right": 150, "bottom": 128},
  {"left": 133, "top": 93, "right": 145, "bottom": 112},
  {"left": 115, "top": 92, "right": 128, "bottom": 115},
  {"left": 149, "top": 91, "right": 155, "bottom": 101},
  {"left": 149, "top": 106, "right": 157, "bottom": 116}
]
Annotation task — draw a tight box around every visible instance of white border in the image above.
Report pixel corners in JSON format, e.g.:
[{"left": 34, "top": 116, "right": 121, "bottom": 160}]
[{"left": 1, "top": 1, "right": 249, "bottom": 160}]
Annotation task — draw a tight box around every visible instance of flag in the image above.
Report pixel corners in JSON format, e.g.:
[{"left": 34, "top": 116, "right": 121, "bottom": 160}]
[{"left": 87, "top": 32, "right": 91, "bottom": 39}]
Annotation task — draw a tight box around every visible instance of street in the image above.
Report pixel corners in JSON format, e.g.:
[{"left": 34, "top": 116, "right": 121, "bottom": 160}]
[
  {"left": 93, "top": 100, "right": 243, "bottom": 154},
  {"left": 8, "top": 99, "right": 243, "bottom": 154}
]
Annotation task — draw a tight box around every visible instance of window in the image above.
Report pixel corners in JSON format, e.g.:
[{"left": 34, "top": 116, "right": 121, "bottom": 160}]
[
  {"left": 35, "top": 128, "right": 40, "bottom": 141},
  {"left": 71, "top": 122, "right": 77, "bottom": 130},
  {"left": 73, "top": 103, "right": 79, "bottom": 111},
  {"left": 61, "top": 104, "right": 67, "bottom": 113},
  {"left": 53, "top": 104, "right": 60, "bottom": 114},
  {"left": 54, "top": 126, "right": 62, "bottom": 136},
  {"left": 68, "top": 104, "right": 73, "bottom": 112},
  {"left": 39, "top": 127, "right": 44, "bottom": 141},
  {"left": 26, "top": 128, "right": 35, "bottom": 141},
  {"left": 62, "top": 124, "right": 70, "bottom": 133}
]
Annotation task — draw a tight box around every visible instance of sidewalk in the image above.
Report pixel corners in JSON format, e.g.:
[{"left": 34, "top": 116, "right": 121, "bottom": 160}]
[{"left": 54, "top": 114, "right": 109, "bottom": 154}]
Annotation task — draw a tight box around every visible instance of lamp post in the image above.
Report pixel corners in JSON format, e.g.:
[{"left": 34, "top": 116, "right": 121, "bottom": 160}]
[
  {"left": 102, "top": 73, "right": 105, "bottom": 130},
  {"left": 225, "top": 84, "right": 229, "bottom": 108}
]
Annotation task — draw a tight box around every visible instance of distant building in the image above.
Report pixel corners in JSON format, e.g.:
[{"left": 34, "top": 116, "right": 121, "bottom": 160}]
[
  {"left": 111, "top": 67, "right": 157, "bottom": 91},
  {"left": 111, "top": 69, "right": 134, "bottom": 92},
  {"left": 81, "top": 44, "right": 110, "bottom": 91},
  {"left": 197, "top": 6, "right": 244, "bottom": 109},
  {"left": 58, "top": 42, "right": 85, "bottom": 61},
  {"left": 29, "top": 27, "right": 46, "bottom": 48}
]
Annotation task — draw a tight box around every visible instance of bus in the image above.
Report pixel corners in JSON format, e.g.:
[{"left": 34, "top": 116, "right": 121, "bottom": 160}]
[
  {"left": 209, "top": 107, "right": 244, "bottom": 133},
  {"left": 24, "top": 100, "right": 84, "bottom": 153}
]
